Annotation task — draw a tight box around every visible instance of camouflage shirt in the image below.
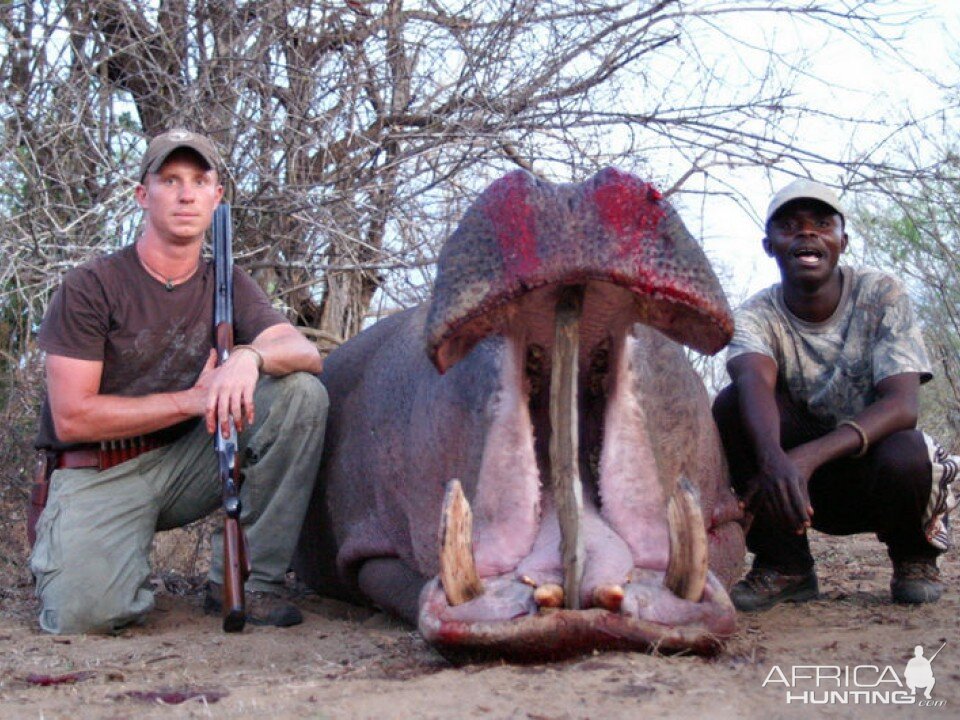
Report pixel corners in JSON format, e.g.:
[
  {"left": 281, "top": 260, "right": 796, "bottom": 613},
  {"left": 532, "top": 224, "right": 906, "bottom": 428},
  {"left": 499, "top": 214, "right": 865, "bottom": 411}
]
[{"left": 726, "top": 266, "right": 932, "bottom": 426}]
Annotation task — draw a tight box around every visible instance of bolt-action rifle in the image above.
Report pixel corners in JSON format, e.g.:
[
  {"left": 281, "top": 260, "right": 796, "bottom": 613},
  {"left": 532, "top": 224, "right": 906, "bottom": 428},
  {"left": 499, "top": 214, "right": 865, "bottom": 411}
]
[{"left": 212, "top": 203, "right": 251, "bottom": 632}]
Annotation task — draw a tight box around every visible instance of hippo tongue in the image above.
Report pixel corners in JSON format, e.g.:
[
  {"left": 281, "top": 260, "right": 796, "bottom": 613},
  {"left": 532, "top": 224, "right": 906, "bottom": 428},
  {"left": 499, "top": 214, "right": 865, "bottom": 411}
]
[{"left": 424, "top": 168, "right": 733, "bottom": 374}]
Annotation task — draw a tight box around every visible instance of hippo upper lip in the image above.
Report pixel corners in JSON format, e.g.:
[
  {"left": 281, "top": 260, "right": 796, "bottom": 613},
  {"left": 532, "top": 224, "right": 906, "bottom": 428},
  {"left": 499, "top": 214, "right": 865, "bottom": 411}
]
[
  {"left": 427, "top": 269, "right": 733, "bottom": 374},
  {"left": 424, "top": 168, "right": 733, "bottom": 373}
]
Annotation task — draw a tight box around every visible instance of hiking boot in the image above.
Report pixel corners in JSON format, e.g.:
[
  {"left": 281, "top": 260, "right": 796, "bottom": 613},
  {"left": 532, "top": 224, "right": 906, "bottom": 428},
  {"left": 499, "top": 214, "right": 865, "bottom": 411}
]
[
  {"left": 729, "top": 567, "right": 819, "bottom": 612},
  {"left": 203, "top": 581, "right": 303, "bottom": 627},
  {"left": 891, "top": 558, "right": 943, "bottom": 604}
]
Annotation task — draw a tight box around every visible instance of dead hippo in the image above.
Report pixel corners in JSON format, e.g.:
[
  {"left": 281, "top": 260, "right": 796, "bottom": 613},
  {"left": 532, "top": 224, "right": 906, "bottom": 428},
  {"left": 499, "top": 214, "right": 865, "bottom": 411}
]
[{"left": 295, "top": 168, "right": 745, "bottom": 660}]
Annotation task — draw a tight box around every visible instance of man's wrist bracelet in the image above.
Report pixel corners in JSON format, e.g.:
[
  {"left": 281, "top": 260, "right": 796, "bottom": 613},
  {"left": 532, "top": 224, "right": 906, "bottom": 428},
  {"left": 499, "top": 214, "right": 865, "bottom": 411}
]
[
  {"left": 233, "top": 344, "right": 264, "bottom": 371},
  {"left": 838, "top": 419, "right": 869, "bottom": 458}
]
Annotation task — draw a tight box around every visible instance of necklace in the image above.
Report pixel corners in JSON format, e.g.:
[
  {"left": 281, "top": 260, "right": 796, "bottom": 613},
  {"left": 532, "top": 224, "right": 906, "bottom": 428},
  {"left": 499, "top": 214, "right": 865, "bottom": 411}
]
[{"left": 136, "top": 246, "right": 200, "bottom": 291}]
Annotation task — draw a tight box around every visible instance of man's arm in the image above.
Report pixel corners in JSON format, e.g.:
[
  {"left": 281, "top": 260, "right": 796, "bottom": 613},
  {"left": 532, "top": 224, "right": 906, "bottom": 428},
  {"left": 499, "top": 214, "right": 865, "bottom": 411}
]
[
  {"left": 788, "top": 372, "right": 919, "bottom": 474},
  {"left": 729, "top": 352, "right": 921, "bottom": 532},
  {"left": 248, "top": 322, "right": 323, "bottom": 376},
  {"left": 46, "top": 352, "right": 216, "bottom": 443},
  {"left": 204, "top": 322, "right": 322, "bottom": 437},
  {"left": 48, "top": 323, "right": 322, "bottom": 444},
  {"left": 728, "top": 352, "right": 812, "bottom": 530}
]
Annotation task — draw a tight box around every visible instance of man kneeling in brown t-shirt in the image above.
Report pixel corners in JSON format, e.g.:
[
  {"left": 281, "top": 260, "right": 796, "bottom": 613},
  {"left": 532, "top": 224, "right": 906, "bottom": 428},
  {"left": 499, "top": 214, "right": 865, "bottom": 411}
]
[{"left": 30, "top": 129, "right": 328, "bottom": 634}]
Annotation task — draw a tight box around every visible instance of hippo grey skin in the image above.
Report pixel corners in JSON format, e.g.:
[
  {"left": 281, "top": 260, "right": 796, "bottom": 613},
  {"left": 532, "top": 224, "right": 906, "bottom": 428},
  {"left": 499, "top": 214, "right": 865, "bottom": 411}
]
[{"left": 295, "top": 168, "right": 745, "bottom": 660}]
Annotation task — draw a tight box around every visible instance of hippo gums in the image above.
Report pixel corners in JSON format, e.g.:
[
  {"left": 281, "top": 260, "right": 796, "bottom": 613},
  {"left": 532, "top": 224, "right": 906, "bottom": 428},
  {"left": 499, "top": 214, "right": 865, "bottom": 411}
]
[{"left": 295, "top": 168, "right": 746, "bottom": 660}]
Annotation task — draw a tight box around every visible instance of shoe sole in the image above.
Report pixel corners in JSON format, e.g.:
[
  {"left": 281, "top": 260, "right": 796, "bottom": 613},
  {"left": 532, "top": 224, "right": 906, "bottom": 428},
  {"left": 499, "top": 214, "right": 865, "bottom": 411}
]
[
  {"left": 732, "top": 585, "right": 820, "bottom": 612},
  {"left": 891, "top": 586, "right": 943, "bottom": 604}
]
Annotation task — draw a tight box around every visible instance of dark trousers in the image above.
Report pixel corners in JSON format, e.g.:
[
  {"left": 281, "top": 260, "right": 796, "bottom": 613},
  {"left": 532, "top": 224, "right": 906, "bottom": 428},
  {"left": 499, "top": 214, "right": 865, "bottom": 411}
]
[{"left": 712, "top": 384, "right": 937, "bottom": 573}]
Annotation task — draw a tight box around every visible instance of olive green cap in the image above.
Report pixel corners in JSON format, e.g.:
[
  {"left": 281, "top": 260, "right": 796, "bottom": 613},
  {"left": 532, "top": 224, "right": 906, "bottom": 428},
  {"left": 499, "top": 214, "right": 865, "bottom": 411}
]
[{"left": 139, "top": 128, "right": 221, "bottom": 182}]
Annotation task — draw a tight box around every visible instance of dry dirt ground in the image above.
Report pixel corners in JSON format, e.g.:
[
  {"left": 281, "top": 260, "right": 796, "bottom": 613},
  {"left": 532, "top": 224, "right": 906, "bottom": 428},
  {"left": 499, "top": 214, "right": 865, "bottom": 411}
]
[{"left": 1, "top": 515, "right": 957, "bottom": 720}]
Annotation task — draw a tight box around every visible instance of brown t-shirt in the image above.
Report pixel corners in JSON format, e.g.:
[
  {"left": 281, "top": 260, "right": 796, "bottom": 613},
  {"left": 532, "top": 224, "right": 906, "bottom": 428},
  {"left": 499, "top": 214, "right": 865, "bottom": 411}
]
[{"left": 36, "top": 244, "right": 289, "bottom": 450}]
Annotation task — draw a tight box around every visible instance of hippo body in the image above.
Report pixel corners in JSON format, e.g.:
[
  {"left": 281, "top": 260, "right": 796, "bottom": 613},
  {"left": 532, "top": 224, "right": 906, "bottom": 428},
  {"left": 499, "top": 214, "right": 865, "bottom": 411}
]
[{"left": 296, "top": 169, "right": 745, "bottom": 659}]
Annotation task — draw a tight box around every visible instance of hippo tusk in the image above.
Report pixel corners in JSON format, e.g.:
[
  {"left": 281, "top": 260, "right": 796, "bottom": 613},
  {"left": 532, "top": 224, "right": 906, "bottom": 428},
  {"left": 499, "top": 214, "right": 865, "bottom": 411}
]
[
  {"left": 592, "top": 584, "right": 625, "bottom": 612},
  {"left": 550, "top": 285, "right": 586, "bottom": 610},
  {"left": 664, "top": 477, "right": 708, "bottom": 602},
  {"left": 438, "top": 479, "right": 484, "bottom": 605},
  {"left": 533, "top": 583, "right": 565, "bottom": 609}
]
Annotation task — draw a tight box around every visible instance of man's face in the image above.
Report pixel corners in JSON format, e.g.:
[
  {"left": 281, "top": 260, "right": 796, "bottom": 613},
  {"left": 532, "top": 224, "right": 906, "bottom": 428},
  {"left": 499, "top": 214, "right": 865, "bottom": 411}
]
[
  {"left": 135, "top": 150, "right": 223, "bottom": 245},
  {"left": 762, "top": 199, "right": 848, "bottom": 289}
]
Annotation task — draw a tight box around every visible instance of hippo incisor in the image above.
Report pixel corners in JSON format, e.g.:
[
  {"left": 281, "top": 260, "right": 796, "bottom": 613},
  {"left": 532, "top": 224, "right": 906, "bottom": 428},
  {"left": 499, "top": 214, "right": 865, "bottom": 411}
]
[{"left": 295, "top": 168, "right": 745, "bottom": 660}]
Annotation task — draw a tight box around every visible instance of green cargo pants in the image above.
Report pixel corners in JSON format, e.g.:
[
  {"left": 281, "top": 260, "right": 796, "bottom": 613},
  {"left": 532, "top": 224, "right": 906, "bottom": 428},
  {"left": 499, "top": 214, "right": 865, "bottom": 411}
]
[{"left": 30, "top": 372, "right": 328, "bottom": 634}]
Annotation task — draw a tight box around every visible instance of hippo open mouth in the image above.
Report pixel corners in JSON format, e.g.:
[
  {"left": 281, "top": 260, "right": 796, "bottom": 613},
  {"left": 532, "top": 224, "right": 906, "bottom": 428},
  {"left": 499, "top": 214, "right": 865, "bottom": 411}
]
[
  {"left": 295, "top": 168, "right": 744, "bottom": 662},
  {"left": 417, "top": 170, "right": 740, "bottom": 659}
]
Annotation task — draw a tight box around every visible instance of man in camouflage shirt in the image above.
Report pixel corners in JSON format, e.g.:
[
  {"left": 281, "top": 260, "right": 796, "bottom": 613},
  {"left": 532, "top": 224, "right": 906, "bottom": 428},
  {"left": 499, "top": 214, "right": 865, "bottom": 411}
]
[{"left": 712, "top": 179, "right": 956, "bottom": 611}]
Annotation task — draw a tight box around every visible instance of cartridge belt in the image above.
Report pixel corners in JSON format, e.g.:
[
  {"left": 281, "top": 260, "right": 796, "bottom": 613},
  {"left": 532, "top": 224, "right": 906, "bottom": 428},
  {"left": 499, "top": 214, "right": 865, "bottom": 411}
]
[{"left": 55, "top": 435, "right": 169, "bottom": 471}]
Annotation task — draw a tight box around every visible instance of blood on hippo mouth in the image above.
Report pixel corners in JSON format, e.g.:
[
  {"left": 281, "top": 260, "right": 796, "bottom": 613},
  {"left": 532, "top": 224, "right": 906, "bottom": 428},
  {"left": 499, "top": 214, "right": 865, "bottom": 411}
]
[{"left": 418, "top": 280, "right": 736, "bottom": 658}]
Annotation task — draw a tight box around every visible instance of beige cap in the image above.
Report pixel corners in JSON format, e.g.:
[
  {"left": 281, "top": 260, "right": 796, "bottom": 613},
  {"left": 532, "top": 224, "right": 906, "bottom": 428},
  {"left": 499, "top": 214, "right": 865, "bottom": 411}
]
[
  {"left": 766, "top": 178, "right": 845, "bottom": 224},
  {"left": 139, "top": 129, "right": 221, "bottom": 181}
]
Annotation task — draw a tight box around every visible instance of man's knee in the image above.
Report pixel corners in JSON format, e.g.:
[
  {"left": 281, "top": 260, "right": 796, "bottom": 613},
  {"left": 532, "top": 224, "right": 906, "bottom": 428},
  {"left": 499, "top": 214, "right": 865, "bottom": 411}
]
[
  {"left": 871, "top": 429, "right": 931, "bottom": 498},
  {"left": 290, "top": 372, "right": 329, "bottom": 413},
  {"left": 247, "top": 373, "right": 328, "bottom": 465},
  {"left": 37, "top": 600, "right": 138, "bottom": 636},
  {"left": 30, "top": 486, "right": 157, "bottom": 635},
  {"left": 872, "top": 430, "right": 930, "bottom": 479},
  {"left": 711, "top": 384, "right": 755, "bottom": 487},
  {"left": 260, "top": 372, "right": 328, "bottom": 419},
  {"left": 35, "top": 575, "right": 153, "bottom": 635}
]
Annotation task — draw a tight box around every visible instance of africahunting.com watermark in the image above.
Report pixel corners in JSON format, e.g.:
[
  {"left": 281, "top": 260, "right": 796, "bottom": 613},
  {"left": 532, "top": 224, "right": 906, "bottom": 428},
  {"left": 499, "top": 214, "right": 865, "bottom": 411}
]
[{"left": 762, "top": 642, "right": 947, "bottom": 707}]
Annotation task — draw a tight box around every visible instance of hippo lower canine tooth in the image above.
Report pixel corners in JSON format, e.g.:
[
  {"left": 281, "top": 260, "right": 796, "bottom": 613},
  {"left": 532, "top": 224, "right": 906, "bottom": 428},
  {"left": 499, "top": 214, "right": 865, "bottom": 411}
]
[
  {"left": 438, "top": 479, "right": 484, "bottom": 605},
  {"left": 664, "top": 477, "right": 709, "bottom": 602},
  {"left": 533, "top": 583, "right": 564, "bottom": 609},
  {"left": 592, "top": 585, "right": 625, "bottom": 612}
]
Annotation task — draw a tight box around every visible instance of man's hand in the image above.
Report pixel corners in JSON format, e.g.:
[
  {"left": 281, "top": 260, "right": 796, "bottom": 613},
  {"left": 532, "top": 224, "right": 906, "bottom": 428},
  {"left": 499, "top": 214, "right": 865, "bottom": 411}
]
[
  {"left": 742, "top": 446, "right": 816, "bottom": 535},
  {"left": 191, "top": 348, "right": 261, "bottom": 437},
  {"left": 191, "top": 324, "right": 321, "bottom": 438}
]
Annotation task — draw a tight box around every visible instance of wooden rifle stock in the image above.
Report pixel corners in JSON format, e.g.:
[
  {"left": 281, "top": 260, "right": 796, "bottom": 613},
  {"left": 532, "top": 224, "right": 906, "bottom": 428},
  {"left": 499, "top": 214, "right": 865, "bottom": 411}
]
[
  {"left": 213, "top": 203, "right": 251, "bottom": 632},
  {"left": 222, "top": 494, "right": 250, "bottom": 632}
]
